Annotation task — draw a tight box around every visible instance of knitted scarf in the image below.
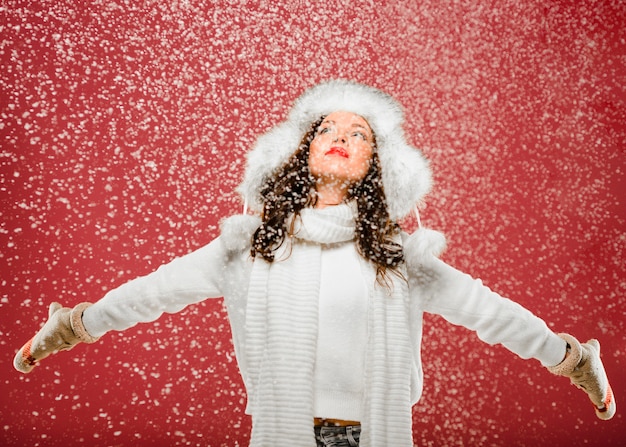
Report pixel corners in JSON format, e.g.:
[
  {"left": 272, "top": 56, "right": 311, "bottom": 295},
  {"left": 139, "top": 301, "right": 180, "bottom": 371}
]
[{"left": 243, "top": 204, "right": 414, "bottom": 447}]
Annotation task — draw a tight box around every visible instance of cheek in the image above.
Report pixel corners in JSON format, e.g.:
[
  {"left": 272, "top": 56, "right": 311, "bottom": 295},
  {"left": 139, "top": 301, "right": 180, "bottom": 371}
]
[
  {"left": 308, "top": 141, "right": 324, "bottom": 171},
  {"left": 309, "top": 138, "right": 323, "bottom": 158},
  {"left": 351, "top": 148, "right": 373, "bottom": 176}
]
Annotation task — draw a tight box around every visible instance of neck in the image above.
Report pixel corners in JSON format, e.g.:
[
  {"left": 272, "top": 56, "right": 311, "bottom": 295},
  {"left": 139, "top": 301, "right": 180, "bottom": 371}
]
[
  {"left": 314, "top": 181, "right": 349, "bottom": 209},
  {"left": 315, "top": 178, "right": 349, "bottom": 208}
]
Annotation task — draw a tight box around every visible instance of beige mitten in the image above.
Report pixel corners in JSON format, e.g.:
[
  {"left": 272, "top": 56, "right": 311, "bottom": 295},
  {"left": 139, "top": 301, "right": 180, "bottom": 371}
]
[
  {"left": 14, "top": 302, "right": 99, "bottom": 373},
  {"left": 547, "top": 333, "right": 616, "bottom": 420}
]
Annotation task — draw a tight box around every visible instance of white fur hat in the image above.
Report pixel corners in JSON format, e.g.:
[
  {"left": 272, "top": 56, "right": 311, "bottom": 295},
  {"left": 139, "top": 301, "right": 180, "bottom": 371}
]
[{"left": 237, "top": 79, "right": 432, "bottom": 220}]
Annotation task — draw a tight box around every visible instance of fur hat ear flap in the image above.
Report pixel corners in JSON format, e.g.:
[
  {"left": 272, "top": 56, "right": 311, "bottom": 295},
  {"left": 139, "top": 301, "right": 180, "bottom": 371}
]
[
  {"left": 377, "top": 132, "right": 432, "bottom": 221},
  {"left": 236, "top": 121, "right": 302, "bottom": 214},
  {"left": 219, "top": 214, "right": 262, "bottom": 253}
]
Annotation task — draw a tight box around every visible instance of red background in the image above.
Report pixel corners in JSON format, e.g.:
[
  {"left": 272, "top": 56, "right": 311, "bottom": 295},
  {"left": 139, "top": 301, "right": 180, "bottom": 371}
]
[{"left": 1, "top": 1, "right": 625, "bottom": 446}]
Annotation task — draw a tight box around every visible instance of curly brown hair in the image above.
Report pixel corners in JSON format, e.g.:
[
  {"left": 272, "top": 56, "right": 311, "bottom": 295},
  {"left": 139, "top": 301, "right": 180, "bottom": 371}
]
[{"left": 251, "top": 116, "right": 404, "bottom": 281}]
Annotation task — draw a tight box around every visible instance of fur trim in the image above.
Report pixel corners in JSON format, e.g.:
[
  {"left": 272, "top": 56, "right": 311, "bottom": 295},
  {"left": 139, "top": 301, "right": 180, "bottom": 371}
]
[
  {"left": 403, "top": 227, "right": 447, "bottom": 261},
  {"left": 402, "top": 228, "right": 447, "bottom": 289},
  {"left": 237, "top": 79, "right": 432, "bottom": 220},
  {"left": 70, "top": 302, "right": 99, "bottom": 343},
  {"left": 219, "top": 214, "right": 261, "bottom": 253}
]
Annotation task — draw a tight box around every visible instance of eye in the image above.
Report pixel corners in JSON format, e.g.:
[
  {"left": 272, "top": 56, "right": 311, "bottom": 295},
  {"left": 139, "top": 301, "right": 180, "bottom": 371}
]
[
  {"left": 317, "top": 126, "right": 331, "bottom": 135},
  {"left": 352, "top": 131, "right": 367, "bottom": 140}
]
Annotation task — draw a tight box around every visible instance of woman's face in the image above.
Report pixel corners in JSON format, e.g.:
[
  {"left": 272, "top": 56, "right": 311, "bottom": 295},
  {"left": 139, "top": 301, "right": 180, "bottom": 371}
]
[{"left": 308, "top": 111, "right": 374, "bottom": 186}]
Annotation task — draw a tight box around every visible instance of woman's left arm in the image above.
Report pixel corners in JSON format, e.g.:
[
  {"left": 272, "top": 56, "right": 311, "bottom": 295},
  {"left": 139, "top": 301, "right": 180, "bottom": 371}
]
[
  {"left": 414, "top": 257, "right": 615, "bottom": 419},
  {"left": 418, "top": 258, "right": 564, "bottom": 366}
]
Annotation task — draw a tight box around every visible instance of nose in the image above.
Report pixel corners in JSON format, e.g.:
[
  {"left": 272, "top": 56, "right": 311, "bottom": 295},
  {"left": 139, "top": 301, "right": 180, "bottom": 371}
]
[{"left": 332, "top": 133, "right": 347, "bottom": 143}]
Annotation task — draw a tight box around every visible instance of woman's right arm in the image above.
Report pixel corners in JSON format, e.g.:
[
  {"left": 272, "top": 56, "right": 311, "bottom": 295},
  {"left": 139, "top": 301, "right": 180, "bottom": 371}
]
[
  {"left": 82, "top": 235, "right": 234, "bottom": 337},
  {"left": 14, "top": 235, "right": 250, "bottom": 373}
]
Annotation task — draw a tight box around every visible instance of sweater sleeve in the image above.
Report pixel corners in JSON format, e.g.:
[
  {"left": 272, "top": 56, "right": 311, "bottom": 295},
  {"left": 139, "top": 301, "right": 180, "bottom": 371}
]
[
  {"left": 82, "top": 236, "right": 231, "bottom": 337},
  {"left": 418, "top": 258, "right": 566, "bottom": 367}
]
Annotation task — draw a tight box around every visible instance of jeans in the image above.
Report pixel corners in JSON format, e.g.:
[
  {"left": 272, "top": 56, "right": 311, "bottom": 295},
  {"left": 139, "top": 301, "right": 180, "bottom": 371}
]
[{"left": 314, "top": 424, "right": 361, "bottom": 447}]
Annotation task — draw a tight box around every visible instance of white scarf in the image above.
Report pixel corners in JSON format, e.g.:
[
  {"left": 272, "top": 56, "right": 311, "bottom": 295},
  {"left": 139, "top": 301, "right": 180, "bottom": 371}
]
[{"left": 243, "top": 204, "right": 414, "bottom": 447}]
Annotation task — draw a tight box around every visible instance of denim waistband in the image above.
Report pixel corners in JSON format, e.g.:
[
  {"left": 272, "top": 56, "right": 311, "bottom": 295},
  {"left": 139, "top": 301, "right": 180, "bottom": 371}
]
[{"left": 314, "top": 424, "right": 361, "bottom": 447}]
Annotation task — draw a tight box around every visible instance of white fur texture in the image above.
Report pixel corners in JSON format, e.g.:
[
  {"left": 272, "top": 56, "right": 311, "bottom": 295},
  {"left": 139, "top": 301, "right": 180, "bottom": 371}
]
[
  {"left": 219, "top": 214, "right": 261, "bottom": 252},
  {"left": 237, "top": 79, "right": 432, "bottom": 220},
  {"left": 404, "top": 227, "right": 447, "bottom": 261}
]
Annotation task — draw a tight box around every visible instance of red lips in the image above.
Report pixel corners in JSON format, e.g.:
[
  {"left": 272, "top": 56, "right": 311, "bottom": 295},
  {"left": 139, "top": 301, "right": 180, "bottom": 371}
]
[{"left": 325, "top": 146, "right": 349, "bottom": 158}]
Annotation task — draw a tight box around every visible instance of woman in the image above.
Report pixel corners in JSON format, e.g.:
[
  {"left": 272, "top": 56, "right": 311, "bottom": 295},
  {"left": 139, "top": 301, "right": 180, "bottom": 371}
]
[{"left": 14, "top": 80, "right": 615, "bottom": 447}]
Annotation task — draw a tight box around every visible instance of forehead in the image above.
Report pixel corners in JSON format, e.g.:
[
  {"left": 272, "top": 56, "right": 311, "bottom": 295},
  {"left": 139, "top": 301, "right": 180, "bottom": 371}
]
[{"left": 322, "top": 111, "right": 372, "bottom": 130}]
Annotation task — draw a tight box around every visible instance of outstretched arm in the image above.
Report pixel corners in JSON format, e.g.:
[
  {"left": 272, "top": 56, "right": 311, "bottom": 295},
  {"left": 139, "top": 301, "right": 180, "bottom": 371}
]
[
  {"left": 414, "top": 257, "right": 616, "bottom": 420},
  {"left": 14, "top": 235, "right": 233, "bottom": 373}
]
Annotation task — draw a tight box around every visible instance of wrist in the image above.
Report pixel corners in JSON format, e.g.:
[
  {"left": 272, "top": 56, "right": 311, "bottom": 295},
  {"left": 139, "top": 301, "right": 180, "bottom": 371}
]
[
  {"left": 547, "top": 333, "right": 582, "bottom": 376},
  {"left": 69, "top": 302, "right": 100, "bottom": 343},
  {"left": 563, "top": 342, "right": 571, "bottom": 360}
]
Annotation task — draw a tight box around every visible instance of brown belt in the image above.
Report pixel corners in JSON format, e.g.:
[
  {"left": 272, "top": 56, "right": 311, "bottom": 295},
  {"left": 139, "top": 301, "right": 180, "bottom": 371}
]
[{"left": 314, "top": 418, "right": 360, "bottom": 427}]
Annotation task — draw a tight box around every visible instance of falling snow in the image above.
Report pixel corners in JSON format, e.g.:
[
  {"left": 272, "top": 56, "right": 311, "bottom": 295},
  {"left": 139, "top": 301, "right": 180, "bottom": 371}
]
[{"left": 1, "top": 0, "right": 625, "bottom": 446}]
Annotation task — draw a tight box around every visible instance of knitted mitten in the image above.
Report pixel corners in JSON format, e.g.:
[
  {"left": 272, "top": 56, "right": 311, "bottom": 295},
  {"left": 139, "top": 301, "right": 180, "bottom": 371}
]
[
  {"left": 14, "top": 302, "right": 99, "bottom": 373},
  {"left": 547, "top": 333, "right": 616, "bottom": 420}
]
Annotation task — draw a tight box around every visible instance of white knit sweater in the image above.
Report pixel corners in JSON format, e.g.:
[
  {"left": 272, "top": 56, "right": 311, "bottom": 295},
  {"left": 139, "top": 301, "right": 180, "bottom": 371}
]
[
  {"left": 314, "top": 241, "right": 368, "bottom": 421},
  {"left": 82, "top": 205, "right": 566, "bottom": 446}
]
